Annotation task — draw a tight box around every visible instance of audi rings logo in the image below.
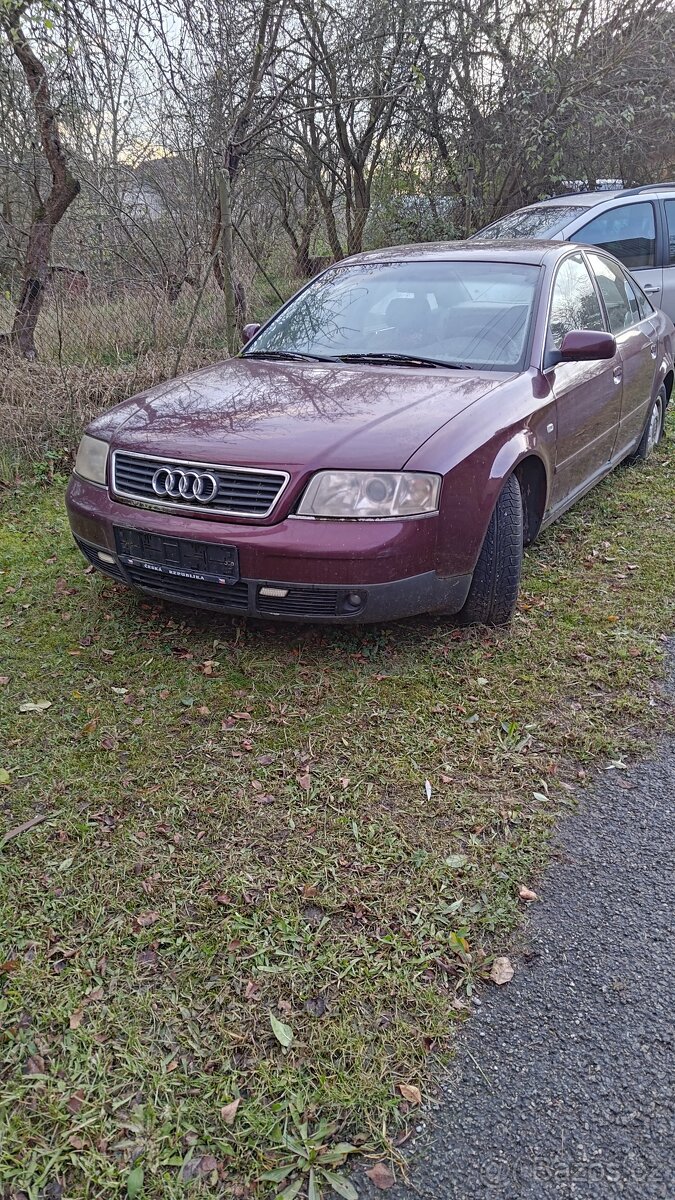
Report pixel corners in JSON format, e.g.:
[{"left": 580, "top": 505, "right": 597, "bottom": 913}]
[{"left": 151, "top": 466, "right": 219, "bottom": 504}]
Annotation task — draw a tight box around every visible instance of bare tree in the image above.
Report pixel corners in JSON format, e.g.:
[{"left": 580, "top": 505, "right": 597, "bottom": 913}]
[{"left": 0, "top": 0, "right": 80, "bottom": 357}]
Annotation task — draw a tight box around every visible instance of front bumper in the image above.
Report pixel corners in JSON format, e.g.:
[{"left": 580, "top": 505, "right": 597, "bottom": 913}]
[{"left": 66, "top": 477, "right": 471, "bottom": 622}]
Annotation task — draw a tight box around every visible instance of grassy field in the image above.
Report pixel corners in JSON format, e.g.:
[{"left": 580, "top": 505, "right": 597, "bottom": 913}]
[{"left": 1, "top": 428, "right": 674, "bottom": 1199}]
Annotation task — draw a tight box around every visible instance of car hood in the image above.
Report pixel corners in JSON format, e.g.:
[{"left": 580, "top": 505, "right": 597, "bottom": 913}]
[{"left": 92, "top": 357, "right": 511, "bottom": 471}]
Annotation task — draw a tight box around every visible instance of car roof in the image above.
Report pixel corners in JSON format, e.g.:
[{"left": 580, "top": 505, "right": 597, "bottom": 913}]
[
  {"left": 342, "top": 239, "right": 565, "bottom": 267},
  {"left": 529, "top": 183, "right": 675, "bottom": 209}
]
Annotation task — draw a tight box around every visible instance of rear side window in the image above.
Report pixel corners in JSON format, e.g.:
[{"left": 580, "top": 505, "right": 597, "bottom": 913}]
[
  {"left": 572, "top": 202, "right": 656, "bottom": 269},
  {"left": 547, "top": 253, "right": 604, "bottom": 351},
  {"left": 586, "top": 252, "right": 638, "bottom": 333},
  {"left": 665, "top": 200, "right": 675, "bottom": 265}
]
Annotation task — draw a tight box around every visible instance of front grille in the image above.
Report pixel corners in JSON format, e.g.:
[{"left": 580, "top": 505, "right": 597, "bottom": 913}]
[
  {"left": 112, "top": 451, "right": 288, "bottom": 517},
  {"left": 126, "top": 565, "right": 249, "bottom": 610},
  {"left": 256, "top": 586, "right": 341, "bottom": 616}
]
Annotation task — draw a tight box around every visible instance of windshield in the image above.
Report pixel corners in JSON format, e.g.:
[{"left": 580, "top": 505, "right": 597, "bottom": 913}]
[
  {"left": 244, "top": 260, "right": 540, "bottom": 371},
  {"left": 472, "top": 205, "right": 587, "bottom": 241}
]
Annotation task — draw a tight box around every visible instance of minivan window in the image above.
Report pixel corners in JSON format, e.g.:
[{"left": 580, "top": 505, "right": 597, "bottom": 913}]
[
  {"left": 472, "top": 205, "right": 587, "bottom": 241},
  {"left": 665, "top": 200, "right": 675, "bottom": 265},
  {"left": 572, "top": 202, "right": 656, "bottom": 269}
]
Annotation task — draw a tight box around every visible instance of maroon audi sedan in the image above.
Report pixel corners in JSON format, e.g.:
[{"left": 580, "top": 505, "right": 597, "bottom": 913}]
[{"left": 66, "top": 242, "right": 673, "bottom": 625}]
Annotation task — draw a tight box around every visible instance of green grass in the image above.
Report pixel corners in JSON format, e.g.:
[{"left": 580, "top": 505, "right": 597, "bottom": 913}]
[{"left": 1, "top": 430, "right": 674, "bottom": 1198}]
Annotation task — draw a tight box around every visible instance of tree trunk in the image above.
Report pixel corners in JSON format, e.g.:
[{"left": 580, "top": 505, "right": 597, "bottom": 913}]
[
  {"left": 215, "top": 167, "right": 239, "bottom": 356},
  {"left": 0, "top": 5, "right": 80, "bottom": 359},
  {"left": 346, "top": 171, "right": 370, "bottom": 256}
]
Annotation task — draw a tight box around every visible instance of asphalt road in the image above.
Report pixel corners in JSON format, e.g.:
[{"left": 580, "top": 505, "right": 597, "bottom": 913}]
[{"left": 358, "top": 657, "right": 675, "bottom": 1200}]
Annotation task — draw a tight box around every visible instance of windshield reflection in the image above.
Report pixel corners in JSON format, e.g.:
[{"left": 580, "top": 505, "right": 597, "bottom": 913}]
[{"left": 244, "top": 260, "right": 540, "bottom": 371}]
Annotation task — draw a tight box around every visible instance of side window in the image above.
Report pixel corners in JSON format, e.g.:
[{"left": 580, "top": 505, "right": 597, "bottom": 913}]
[
  {"left": 548, "top": 253, "right": 605, "bottom": 351},
  {"left": 632, "top": 280, "right": 655, "bottom": 322},
  {"left": 621, "top": 276, "right": 642, "bottom": 324},
  {"left": 572, "top": 202, "right": 656, "bottom": 269},
  {"left": 665, "top": 200, "right": 675, "bottom": 265},
  {"left": 586, "top": 252, "right": 635, "bottom": 334}
]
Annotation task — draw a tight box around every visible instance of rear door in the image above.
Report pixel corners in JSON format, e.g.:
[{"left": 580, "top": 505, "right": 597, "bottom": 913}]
[
  {"left": 569, "top": 200, "right": 664, "bottom": 309},
  {"left": 545, "top": 252, "right": 622, "bottom": 507},
  {"left": 584, "top": 251, "right": 658, "bottom": 456}
]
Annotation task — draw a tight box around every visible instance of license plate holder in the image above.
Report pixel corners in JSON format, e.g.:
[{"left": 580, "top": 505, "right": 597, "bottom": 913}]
[{"left": 114, "top": 528, "right": 240, "bottom": 585}]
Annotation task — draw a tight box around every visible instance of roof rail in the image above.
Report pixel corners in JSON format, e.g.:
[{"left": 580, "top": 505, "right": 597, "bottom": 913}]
[{"left": 616, "top": 182, "right": 675, "bottom": 197}]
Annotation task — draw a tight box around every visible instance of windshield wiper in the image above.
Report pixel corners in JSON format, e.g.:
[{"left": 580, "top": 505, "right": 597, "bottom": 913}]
[
  {"left": 338, "top": 352, "right": 473, "bottom": 370},
  {"left": 242, "top": 349, "right": 340, "bottom": 363}
]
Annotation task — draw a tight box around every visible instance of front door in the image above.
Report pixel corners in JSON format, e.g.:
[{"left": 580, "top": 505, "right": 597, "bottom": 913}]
[
  {"left": 585, "top": 251, "right": 658, "bottom": 456},
  {"left": 545, "top": 252, "right": 622, "bottom": 507}
]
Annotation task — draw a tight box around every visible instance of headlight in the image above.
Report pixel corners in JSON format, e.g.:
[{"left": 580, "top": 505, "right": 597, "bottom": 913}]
[
  {"left": 296, "top": 470, "right": 441, "bottom": 519},
  {"left": 74, "top": 434, "right": 109, "bottom": 485}
]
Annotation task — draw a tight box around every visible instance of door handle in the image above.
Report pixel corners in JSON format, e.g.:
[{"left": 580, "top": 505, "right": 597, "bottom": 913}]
[
  {"left": 613, "top": 367, "right": 623, "bottom": 384},
  {"left": 649, "top": 342, "right": 658, "bottom": 359},
  {"left": 642, "top": 284, "right": 660, "bottom": 295}
]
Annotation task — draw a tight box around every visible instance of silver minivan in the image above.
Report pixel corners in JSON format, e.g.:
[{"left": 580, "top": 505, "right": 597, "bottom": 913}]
[{"left": 472, "top": 184, "right": 675, "bottom": 321}]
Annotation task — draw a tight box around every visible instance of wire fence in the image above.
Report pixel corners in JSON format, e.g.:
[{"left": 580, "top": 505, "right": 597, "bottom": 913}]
[{"left": 0, "top": 239, "right": 298, "bottom": 467}]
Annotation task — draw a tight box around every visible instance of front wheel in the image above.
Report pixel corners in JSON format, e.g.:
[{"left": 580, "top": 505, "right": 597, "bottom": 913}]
[
  {"left": 631, "top": 387, "right": 665, "bottom": 462},
  {"left": 456, "top": 474, "right": 524, "bottom": 627}
]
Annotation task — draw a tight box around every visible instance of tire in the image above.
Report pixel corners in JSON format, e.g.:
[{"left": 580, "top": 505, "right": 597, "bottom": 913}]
[
  {"left": 457, "top": 473, "right": 524, "bottom": 627},
  {"left": 631, "top": 386, "right": 665, "bottom": 462}
]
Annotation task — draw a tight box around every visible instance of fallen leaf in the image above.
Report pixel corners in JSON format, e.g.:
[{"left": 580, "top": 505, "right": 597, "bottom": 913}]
[
  {"left": 24, "top": 1054, "right": 46, "bottom": 1075},
  {"left": 0, "top": 676, "right": 9, "bottom": 685},
  {"left": 134, "top": 911, "right": 160, "bottom": 928},
  {"left": 269, "top": 1011, "right": 293, "bottom": 1048},
  {"left": 66, "top": 1089, "right": 84, "bottom": 1115},
  {"left": 0, "top": 768, "right": 10, "bottom": 786},
  {"left": 490, "top": 956, "right": 515, "bottom": 985},
  {"left": 305, "top": 993, "right": 327, "bottom": 1018},
  {"left": 424, "top": 779, "right": 432, "bottom": 800},
  {"left": 445, "top": 853, "right": 468, "bottom": 869},
  {"left": 398, "top": 1083, "right": 421, "bottom": 1105},
  {"left": 19, "top": 700, "right": 52, "bottom": 713},
  {"left": 365, "top": 1162, "right": 395, "bottom": 1190},
  {"left": 69, "top": 1008, "right": 83, "bottom": 1030},
  {"left": 220, "top": 1097, "right": 241, "bottom": 1125},
  {"left": 518, "top": 885, "right": 538, "bottom": 902},
  {"left": 244, "top": 980, "right": 259, "bottom": 1000},
  {"left": 297, "top": 773, "right": 311, "bottom": 791}
]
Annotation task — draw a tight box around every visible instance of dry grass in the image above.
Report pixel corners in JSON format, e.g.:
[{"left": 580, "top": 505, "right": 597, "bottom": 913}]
[
  {"left": 0, "top": 349, "right": 227, "bottom": 470},
  {"left": 0, "top": 275, "right": 293, "bottom": 468}
]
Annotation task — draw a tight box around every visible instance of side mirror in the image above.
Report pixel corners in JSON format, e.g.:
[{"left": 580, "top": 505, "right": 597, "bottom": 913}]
[
  {"left": 558, "top": 330, "right": 617, "bottom": 361},
  {"left": 242, "top": 322, "right": 261, "bottom": 345}
]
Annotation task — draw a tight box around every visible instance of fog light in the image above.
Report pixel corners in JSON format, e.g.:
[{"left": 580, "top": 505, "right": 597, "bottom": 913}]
[
  {"left": 97, "top": 551, "right": 116, "bottom": 564},
  {"left": 348, "top": 592, "right": 363, "bottom": 606},
  {"left": 259, "top": 586, "right": 289, "bottom": 598}
]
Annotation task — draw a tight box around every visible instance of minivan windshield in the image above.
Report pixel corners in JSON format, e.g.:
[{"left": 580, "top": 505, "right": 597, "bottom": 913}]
[
  {"left": 472, "top": 204, "right": 587, "bottom": 241},
  {"left": 244, "top": 260, "right": 540, "bottom": 371}
]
